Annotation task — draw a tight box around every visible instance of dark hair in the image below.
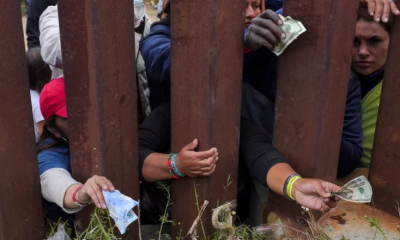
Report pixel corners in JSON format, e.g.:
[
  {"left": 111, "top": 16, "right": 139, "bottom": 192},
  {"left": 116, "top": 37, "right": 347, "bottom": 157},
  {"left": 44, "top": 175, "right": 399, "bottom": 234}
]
[
  {"left": 357, "top": 4, "right": 393, "bottom": 34},
  {"left": 37, "top": 116, "right": 68, "bottom": 153},
  {"left": 26, "top": 47, "right": 52, "bottom": 94}
]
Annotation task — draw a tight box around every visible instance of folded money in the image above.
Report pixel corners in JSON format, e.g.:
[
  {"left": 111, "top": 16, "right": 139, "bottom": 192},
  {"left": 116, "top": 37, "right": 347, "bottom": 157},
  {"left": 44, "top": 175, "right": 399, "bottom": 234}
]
[
  {"left": 103, "top": 190, "right": 139, "bottom": 234},
  {"left": 273, "top": 15, "right": 306, "bottom": 56},
  {"left": 333, "top": 176, "right": 373, "bottom": 203},
  {"left": 103, "top": 190, "right": 138, "bottom": 221},
  {"left": 115, "top": 210, "right": 138, "bottom": 234}
]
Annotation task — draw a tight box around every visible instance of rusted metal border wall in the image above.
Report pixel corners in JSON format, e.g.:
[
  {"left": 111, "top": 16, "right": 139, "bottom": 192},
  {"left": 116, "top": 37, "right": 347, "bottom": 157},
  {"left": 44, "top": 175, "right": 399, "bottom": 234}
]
[
  {"left": 265, "top": 0, "right": 360, "bottom": 219},
  {"left": 0, "top": 0, "right": 45, "bottom": 239},
  {"left": 58, "top": 0, "right": 140, "bottom": 238},
  {"left": 369, "top": 1, "right": 400, "bottom": 217},
  {"left": 170, "top": 0, "right": 244, "bottom": 236}
]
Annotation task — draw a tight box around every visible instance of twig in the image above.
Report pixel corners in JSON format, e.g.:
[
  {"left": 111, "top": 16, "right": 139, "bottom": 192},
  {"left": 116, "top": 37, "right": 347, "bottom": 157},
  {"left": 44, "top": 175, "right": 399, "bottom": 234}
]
[{"left": 187, "top": 200, "right": 209, "bottom": 237}]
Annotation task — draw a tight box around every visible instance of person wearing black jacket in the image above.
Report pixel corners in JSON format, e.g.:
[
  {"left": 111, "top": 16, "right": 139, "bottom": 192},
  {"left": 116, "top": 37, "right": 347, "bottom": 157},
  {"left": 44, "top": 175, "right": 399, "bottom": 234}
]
[
  {"left": 26, "top": 0, "right": 57, "bottom": 49},
  {"left": 138, "top": 84, "right": 342, "bottom": 224}
]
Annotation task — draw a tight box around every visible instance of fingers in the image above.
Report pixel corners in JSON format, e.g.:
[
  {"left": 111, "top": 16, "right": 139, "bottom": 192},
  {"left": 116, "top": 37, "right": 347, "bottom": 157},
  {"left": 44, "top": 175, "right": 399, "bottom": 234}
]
[
  {"left": 320, "top": 202, "right": 332, "bottom": 212},
  {"left": 193, "top": 147, "right": 218, "bottom": 159},
  {"left": 382, "top": 0, "right": 391, "bottom": 22},
  {"left": 390, "top": 0, "right": 400, "bottom": 15},
  {"left": 197, "top": 155, "right": 218, "bottom": 168},
  {"left": 324, "top": 198, "right": 338, "bottom": 209},
  {"left": 82, "top": 176, "right": 115, "bottom": 209},
  {"left": 201, "top": 164, "right": 216, "bottom": 177},
  {"left": 367, "top": 0, "right": 376, "bottom": 16},
  {"left": 374, "top": 0, "right": 384, "bottom": 22},
  {"left": 252, "top": 18, "right": 285, "bottom": 42},
  {"left": 96, "top": 177, "right": 115, "bottom": 192},
  {"left": 324, "top": 182, "right": 341, "bottom": 194},
  {"left": 259, "top": 9, "right": 284, "bottom": 25}
]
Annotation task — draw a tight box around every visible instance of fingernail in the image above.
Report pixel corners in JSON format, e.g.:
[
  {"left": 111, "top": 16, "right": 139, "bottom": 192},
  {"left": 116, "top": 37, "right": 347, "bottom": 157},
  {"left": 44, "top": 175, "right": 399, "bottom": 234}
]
[
  {"left": 370, "top": 11, "right": 374, "bottom": 16},
  {"left": 397, "top": 10, "right": 400, "bottom": 14},
  {"left": 281, "top": 33, "right": 286, "bottom": 39},
  {"left": 102, "top": 204, "right": 107, "bottom": 209},
  {"left": 278, "top": 20, "right": 283, "bottom": 25},
  {"left": 376, "top": 18, "right": 380, "bottom": 22},
  {"left": 384, "top": 18, "right": 388, "bottom": 22},
  {"left": 97, "top": 204, "right": 101, "bottom": 208},
  {"left": 103, "top": 186, "right": 108, "bottom": 190}
]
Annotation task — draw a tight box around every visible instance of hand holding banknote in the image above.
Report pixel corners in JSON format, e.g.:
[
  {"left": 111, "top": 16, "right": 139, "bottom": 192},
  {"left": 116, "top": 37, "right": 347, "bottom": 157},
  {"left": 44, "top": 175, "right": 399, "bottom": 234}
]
[
  {"left": 244, "top": 9, "right": 286, "bottom": 51},
  {"left": 76, "top": 175, "right": 115, "bottom": 209}
]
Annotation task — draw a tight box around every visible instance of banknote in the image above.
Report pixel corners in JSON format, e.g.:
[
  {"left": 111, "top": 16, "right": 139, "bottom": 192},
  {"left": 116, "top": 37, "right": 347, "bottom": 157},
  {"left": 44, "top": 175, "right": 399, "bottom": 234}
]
[
  {"left": 103, "top": 190, "right": 138, "bottom": 221},
  {"left": 334, "top": 176, "right": 373, "bottom": 203},
  {"left": 114, "top": 209, "right": 138, "bottom": 234},
  {"left": 273, "top": 15, "right": 306, "bottom": 56}
]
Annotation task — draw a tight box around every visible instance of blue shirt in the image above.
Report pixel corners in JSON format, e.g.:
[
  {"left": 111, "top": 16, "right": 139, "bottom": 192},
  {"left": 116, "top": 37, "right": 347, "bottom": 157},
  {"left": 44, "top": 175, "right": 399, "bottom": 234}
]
[
  {"left": 37, "top": 138, "right": 72, "bottom": 217},
  {"left": 38, "top": 138, "right": 71, "bottom": 175}
]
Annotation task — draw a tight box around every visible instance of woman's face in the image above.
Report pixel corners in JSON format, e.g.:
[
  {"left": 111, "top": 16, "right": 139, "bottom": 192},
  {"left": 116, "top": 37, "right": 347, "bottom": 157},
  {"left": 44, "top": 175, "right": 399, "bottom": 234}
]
[
  {"left": 352, "top": 19, "right": 390, "bottom": 76},
  {"left": 245, "top": 0, "right": 261, "bottom": 29}
]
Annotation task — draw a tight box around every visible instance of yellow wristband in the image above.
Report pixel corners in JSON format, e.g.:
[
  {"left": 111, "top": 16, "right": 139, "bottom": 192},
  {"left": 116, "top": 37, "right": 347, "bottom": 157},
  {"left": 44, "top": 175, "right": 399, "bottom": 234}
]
[{"left": 286, "top": 176, "right": 301, "bottom": 200}]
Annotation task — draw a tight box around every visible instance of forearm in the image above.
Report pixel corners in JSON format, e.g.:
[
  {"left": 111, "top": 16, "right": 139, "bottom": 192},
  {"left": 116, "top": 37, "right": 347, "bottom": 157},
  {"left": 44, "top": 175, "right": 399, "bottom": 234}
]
[
  {"left": 142, "top": 153, "right": 174, "bottom": 182},
  {"left": 266, "top": 163, "right": 296, "bottom": 196},
  {"left": 40, "top": 168, "right": 83, "bottom": 213},
  {"left": 63, "top": 183, "right": 82, "bottom": 209}
]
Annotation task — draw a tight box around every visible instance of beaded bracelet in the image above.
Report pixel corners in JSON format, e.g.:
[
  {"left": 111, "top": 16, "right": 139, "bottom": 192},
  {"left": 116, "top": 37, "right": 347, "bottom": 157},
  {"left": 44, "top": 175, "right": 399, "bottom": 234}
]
[
  {"left": 166, "top": 153, "right": 179, "bottom": 179},
  {"left": 171, "top": 154, "right": 185, "bottom": 177},
  {"left": 283, "top": 173, "right": 301, "bottom": 201}
]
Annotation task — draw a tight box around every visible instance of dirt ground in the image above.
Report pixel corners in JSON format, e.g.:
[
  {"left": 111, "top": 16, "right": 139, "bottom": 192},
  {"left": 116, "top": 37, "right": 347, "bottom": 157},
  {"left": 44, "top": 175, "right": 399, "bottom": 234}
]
[{"left": 22, "top": 0, "right": 159, "bottom": 50}]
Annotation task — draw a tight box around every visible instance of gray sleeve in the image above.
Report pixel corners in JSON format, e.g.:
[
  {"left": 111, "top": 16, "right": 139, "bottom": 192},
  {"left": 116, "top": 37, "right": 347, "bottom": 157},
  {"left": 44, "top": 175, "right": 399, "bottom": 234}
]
[
  {"left": 39, "top": 5, "right": 63, "bottom": 70},
  {"left": 40, "top": 168, "right": 84, "bottom": 214}
]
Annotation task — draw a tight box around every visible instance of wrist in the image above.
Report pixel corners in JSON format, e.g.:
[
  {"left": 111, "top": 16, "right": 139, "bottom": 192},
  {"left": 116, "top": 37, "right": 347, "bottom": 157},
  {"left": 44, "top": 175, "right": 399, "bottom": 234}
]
[
  {"left": 291, "top": 177, "right": 304, "bottom": 201},
  {"left": 72, "top": 185, "right": 88, "bottom": 207},
  {"left": 283, "top": 173, "right": 301, "bottom": 201}
]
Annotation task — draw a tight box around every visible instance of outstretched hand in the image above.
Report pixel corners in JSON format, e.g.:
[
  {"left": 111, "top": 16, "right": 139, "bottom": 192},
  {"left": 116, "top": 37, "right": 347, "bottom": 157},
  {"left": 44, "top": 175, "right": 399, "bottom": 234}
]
[
  {"left": 291, "top": 178, "right": 341, "bottom": 212},
  {"left": 362, "top": 0, "right": 400, "bottom": 22},
  {"left": 175, "top": 138, "right": 219, "bottom": 177},
  {"left": 244, "top": 10, "right": 285, "bottom": 51}
]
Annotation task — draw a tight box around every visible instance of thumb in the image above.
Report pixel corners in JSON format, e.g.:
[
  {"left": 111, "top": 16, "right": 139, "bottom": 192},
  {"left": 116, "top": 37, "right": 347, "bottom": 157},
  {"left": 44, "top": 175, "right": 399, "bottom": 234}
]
[{"left": 183, "top": 138, "right": 198, "bottom": 151}]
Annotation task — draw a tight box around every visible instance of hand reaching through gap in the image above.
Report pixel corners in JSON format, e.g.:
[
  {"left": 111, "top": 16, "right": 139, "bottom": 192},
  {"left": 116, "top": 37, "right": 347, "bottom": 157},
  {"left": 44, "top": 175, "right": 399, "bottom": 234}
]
[
  {"left": 77, "top": 175, "right": 115, "bottom": 209},
  {"left": 175, "top": 138, "right": 219, "bottom": 177},
  {"left": 244, "top": 9, "right": 285, "bottom": 51},
  {"left": 362, "top": 0, "right": 400, "bottom": 22},
  {"left": 291, "top": 178, "right": 341, "bottom": 212}
]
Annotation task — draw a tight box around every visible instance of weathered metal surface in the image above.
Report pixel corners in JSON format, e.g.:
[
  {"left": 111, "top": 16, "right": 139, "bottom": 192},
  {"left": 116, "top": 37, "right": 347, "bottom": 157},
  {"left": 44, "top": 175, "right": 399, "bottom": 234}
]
[
  {"left": 0, "top": 0, "right": 45, "bottom": 239},
  {"left": 170, "top": 0, "right": 244, "bottom": 236},
  {"left": 266, "top": 0, "right": 360, "bottom": 220},
  {"left": 268, "top": 201, "right": 400, "bottom": 239},
  {"left": 319, "top": 201, "right": 400, "bottom": 239},
  {"left": 58, "top": 0, "right": 139, "bottom": 238},
  {"left": 369, "top": 1, "right": 400, "bottom": 218}
]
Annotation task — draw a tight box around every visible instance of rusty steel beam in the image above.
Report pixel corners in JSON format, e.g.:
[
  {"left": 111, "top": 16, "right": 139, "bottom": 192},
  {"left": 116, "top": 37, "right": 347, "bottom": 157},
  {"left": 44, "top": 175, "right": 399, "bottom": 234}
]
[
  {"left": 369, "top": 1, "right": 400, "bottom": 217},
  {"left": 0, "top": 0, "right": 45, "bottom": 239},
  {"left": 170, "top": 0, "right": 244, "bottom": 236},
  {"left": 58, "top": 0, "right": 139, "bottom": 238},
  {"left": 265, "top": 0, "right": 360, "bottom": 220}
]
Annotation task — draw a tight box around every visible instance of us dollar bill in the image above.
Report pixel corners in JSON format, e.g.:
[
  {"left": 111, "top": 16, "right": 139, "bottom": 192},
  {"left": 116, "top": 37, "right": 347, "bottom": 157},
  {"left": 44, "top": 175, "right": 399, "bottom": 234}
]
[
  {"left": 273, "top": 15, "right": 306, "bottom": 56},
  {"left": 334, "top": 176, "right": 373, "bottom": 203}
]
